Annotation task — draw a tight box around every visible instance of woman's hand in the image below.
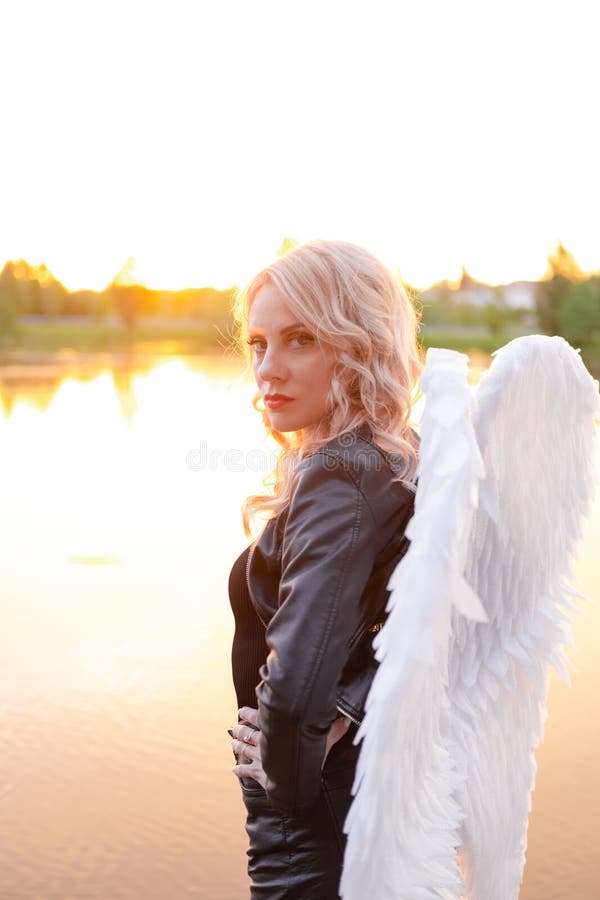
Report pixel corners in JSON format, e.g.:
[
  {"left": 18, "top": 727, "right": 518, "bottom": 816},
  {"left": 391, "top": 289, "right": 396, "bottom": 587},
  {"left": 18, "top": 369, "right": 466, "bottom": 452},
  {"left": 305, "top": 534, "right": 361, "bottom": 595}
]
[
  {"left": 231, "top": 707, "right": 352, "bottom": 785},
  {"left": 231, "top": 706, "right": 267, "bottom": 788}
]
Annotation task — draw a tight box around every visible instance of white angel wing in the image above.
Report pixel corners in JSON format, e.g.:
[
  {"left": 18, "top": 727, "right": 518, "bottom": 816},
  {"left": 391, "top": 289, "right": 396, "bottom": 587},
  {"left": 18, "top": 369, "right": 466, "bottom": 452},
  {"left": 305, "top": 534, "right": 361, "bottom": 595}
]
[
  {"left": 340, "top": 348, "right": 487, "bottom": 900},
  {"left": 452, "top": 335, "right": 599, "bottom": 898},
  {"left": 340, "top": 336, "right": 599, "bottom": 900}
]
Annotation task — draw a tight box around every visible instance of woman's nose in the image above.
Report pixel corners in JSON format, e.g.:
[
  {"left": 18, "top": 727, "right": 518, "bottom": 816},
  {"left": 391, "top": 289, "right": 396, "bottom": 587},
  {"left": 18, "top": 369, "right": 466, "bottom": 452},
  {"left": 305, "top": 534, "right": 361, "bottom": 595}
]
[{"left": 257, "top": 346, "right": 287, "bottom": 381}]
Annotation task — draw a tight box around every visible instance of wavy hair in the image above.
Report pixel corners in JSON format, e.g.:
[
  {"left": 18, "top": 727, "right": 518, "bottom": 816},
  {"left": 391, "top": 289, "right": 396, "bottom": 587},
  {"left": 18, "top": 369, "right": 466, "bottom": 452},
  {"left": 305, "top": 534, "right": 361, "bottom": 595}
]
[{"left": 232, "top": 240, "right": 423, "bottom": 537}]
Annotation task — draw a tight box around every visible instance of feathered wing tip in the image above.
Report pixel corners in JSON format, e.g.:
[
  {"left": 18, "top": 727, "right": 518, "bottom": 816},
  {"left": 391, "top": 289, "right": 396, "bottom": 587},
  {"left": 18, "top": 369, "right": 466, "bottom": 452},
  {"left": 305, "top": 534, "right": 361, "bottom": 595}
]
[
  {"left": 340, "top": 348, "right": 488, "bottom": 900},
  {"left": 340, "top": 336, "right": 598, "bottom": 900},
  {"left": 450, "top": 335, "right": 600, "bottom": 900}
]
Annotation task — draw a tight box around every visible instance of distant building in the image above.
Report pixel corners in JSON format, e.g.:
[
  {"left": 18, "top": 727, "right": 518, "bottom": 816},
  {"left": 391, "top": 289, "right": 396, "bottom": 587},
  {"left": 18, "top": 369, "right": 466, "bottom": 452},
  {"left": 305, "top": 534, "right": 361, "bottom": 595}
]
[
  {"left": 419, "top": 270, "right": 537, "bottom": 310},
  {"left": 498, "top": 281, "right": 537, "bottom": 309}
]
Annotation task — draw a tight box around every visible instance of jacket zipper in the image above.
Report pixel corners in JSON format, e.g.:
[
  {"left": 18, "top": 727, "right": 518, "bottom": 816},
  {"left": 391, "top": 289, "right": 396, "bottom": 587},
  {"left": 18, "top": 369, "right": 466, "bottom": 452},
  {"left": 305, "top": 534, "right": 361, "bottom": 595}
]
[
  {"left": 245, "top": 540, "right": 254, "bottom": 586},
  {"left": 336, "top": 699, "right": 361, "bottom": 727}
]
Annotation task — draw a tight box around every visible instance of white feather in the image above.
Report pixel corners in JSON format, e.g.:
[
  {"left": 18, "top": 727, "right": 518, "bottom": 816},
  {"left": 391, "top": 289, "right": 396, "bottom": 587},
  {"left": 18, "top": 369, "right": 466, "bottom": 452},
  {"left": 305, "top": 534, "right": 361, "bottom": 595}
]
[
  {"left": 454, "top": 336, "right": 599, "bottom": 899},
  {"left": 340, "top": 349, "right": 485, "bottom": 900},
  {"left": 340, "top": 336, "right": 599, "bottom": 900}
]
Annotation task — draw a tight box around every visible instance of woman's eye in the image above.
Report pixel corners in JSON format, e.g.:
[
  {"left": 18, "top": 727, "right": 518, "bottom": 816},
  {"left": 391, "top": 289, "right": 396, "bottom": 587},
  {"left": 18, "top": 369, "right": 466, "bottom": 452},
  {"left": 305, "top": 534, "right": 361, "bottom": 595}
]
[
  {"left": 246, "top": 338, "right": 266, "bottom": 352},
  {"left": 246, "top": 333, "right": 313, "bottom": 352},
  {"left": 290, "top": 332, "right": 314, "bottom": 347}
]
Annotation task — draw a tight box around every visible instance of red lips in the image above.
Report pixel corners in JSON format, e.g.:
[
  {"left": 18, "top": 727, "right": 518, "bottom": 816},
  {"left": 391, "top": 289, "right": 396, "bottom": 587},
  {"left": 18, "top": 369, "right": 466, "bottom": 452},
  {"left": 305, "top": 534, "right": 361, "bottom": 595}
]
[{"left": 264, "top": 393, "right": 294, "bottom": 401}]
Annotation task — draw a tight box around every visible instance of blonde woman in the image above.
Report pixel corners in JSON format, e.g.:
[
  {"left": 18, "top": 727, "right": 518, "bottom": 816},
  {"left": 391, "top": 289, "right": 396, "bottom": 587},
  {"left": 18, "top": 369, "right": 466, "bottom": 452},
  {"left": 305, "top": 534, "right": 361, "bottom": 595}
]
[{"left": 227, "top": 240, "right": 421, "bottom": 898}]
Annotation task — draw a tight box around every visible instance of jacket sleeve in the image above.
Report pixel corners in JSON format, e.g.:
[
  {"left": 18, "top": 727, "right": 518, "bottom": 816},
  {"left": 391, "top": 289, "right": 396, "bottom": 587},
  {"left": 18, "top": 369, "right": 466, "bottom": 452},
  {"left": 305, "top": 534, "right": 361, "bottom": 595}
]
[{"left": 255, "top": 450, "right": 378, "bottom": 818}]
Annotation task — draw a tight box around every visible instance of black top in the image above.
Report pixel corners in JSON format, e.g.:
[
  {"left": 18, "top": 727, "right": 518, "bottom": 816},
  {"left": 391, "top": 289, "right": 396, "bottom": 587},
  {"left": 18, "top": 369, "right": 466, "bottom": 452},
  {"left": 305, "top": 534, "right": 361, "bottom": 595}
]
[{"left": 228, "top": 545, "right": 269, "bottom": 710}]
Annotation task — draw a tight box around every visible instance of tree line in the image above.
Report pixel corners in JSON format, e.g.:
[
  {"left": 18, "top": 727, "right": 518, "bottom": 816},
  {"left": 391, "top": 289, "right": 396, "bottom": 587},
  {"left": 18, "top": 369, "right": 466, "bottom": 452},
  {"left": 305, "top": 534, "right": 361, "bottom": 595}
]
[
  {"left": 0, "top": 243, "right": 598, "bottom": 356},
  {"left": 0, "top": 259, "right": 236, "bottom": 334},
  {"left": 534, "top": 243, "right": 600, "bottom": 349}
]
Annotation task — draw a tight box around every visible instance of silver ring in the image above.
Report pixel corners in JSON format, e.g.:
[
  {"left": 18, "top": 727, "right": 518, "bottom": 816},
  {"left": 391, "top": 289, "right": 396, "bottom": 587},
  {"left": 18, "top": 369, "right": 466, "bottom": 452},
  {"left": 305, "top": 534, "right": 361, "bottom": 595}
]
[{"left": 243, "top": 729, "right": 253, "bottom": 745}]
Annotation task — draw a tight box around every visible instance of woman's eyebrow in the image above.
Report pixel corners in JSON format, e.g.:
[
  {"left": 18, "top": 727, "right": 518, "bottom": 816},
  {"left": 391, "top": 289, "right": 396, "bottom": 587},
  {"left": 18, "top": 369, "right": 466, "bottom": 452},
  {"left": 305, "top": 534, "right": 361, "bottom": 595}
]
[{"left": 247, "top": 322, "right": 307, "bottom": 335}]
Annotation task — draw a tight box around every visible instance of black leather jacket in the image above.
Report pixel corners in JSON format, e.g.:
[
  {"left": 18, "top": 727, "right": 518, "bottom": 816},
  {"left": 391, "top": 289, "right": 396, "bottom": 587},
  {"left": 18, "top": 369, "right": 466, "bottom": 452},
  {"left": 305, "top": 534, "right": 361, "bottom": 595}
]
[{"left": 247, "top": 425, "right": 415, "bottom": 818}]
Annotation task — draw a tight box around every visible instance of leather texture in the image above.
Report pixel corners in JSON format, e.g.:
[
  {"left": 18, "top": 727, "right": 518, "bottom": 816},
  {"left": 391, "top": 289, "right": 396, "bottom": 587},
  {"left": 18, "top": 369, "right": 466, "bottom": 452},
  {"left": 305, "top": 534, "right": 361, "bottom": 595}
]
[
  {"left": 240, "top": 721, "right": 360, "bottom": 899},
  {"left": 246, "top": 424, "right": 415, "bottom": 819}
]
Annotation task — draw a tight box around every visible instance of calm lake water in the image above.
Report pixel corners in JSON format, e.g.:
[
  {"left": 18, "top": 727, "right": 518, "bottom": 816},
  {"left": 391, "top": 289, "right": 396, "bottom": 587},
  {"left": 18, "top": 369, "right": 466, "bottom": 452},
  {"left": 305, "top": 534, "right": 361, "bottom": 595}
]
[{"left": 0, "top": 351, "right": 598, "bottom": 899}]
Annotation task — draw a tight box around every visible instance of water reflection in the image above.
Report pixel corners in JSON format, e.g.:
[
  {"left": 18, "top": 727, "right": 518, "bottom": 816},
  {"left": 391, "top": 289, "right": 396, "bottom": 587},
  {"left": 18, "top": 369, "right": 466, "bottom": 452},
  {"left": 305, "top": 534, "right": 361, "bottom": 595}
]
[{"left": 0, "top": 352, "right": 598, "bottom": 899}]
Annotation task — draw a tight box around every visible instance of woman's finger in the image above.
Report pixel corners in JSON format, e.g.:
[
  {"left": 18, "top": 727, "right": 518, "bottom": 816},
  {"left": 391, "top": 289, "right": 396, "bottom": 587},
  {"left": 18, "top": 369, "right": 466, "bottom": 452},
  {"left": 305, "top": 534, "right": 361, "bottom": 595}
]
[
  {"left": 231, "top": 723, "right": 259, "bottom": 745},
  {"left": 232, "top": 758, "right": 267, "bottom": 788},
  {"left": 231, "top": 738, "right": 257, "bottom": 759},
  {"left": 238, "top": 706, "right": 260, "bottom": 727}
]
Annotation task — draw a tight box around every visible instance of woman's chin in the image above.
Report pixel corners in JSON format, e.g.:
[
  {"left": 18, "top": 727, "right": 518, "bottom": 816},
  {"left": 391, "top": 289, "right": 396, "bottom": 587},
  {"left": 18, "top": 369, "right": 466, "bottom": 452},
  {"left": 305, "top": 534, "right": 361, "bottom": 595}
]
[{"left": 267, "top": 413, "right": 311, "bottom": 435}]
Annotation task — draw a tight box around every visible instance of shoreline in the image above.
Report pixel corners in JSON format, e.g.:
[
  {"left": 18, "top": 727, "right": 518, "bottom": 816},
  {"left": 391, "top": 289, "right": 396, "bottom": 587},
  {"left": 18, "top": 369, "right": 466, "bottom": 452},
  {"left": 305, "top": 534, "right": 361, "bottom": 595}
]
[{"left": 0, "top": 319, "right": 597, "bottom": 378}]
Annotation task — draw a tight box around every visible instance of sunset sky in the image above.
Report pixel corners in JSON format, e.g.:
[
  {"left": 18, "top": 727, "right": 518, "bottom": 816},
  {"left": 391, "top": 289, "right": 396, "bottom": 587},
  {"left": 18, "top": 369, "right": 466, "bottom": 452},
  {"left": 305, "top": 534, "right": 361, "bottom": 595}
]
[{"left": 1, "top": 0, "right": 598, "bottom": 291}]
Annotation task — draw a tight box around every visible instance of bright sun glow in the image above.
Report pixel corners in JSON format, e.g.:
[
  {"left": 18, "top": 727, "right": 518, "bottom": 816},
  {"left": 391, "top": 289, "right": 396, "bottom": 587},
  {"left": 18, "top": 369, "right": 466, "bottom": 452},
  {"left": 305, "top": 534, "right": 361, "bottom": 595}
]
[{"left": 0, "top": 0, "right": 598, "bottom": 291}]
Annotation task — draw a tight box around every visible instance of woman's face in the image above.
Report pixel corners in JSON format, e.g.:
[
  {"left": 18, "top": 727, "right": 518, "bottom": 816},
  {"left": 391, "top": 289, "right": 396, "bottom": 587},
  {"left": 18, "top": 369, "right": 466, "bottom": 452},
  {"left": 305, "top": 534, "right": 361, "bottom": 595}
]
[{"left": 247, "top": 282, "right": 337, "bottom": 435}]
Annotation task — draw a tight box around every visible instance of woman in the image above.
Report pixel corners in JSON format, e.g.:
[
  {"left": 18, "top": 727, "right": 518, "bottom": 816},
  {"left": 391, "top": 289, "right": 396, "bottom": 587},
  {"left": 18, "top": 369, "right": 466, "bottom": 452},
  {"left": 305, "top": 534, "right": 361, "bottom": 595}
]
[{"left": 227, "top": 240, "right": 421, "bottom": 898}]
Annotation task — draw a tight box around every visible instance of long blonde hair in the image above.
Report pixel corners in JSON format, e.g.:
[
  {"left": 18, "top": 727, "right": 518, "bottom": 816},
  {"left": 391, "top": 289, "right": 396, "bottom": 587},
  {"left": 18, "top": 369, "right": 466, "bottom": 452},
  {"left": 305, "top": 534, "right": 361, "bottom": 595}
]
[{"left": 232, "top": 240, "right": 423, "bottom": 537}]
